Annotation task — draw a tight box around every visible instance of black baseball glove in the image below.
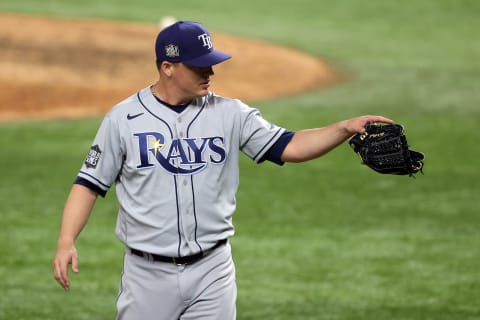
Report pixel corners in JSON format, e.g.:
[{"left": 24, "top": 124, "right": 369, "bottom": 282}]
[{"left": 349, "top": 123, "right": 424, "bottom": 176}]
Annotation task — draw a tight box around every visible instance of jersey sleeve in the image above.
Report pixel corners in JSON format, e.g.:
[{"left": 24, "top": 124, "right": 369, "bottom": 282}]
[
  {"left": 75, "top": 113, "right": 124, "bottom": 196},
  {"left": 258, "top": 130, "right": 295, "bottom": 165},
  {"left": 239, "top": 105, "right": 286, "bottom": 163},
  {"left": 74, "top": 176, "right": 107, "bottom": 197}
]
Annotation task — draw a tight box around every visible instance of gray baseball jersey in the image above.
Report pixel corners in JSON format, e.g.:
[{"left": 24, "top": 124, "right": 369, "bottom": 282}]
[{"left": 77, "top": 86, "right": 285, "bottom": 257}]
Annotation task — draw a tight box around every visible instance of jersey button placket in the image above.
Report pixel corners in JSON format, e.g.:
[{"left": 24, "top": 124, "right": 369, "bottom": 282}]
[
  {"left": 175, "top": 120, "right": 197, "bottom": 252},
  {"left": 177, "top": 117, "right": 184, "bottom": 138},
  {"left": 177, "top": 175, "right": 195, "bottom": 251}
]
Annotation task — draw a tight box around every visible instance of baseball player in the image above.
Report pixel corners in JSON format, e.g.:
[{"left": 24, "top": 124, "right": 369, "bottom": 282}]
[{"left": 52, "top": 21, "right": 392, "bottom": 320}]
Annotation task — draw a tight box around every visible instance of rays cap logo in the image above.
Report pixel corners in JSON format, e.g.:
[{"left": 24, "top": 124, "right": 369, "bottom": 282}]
[{"left": 155, "top": 21, "right": 231, "bottom": 67}]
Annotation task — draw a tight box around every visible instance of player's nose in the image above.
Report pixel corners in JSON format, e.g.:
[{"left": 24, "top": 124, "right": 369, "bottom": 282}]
[{"left": 202, "top": 66, "right": 214, "bottom": 77}]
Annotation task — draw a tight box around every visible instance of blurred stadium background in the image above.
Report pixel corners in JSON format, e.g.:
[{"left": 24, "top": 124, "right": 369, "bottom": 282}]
[{"left": 0, "top": 0, "right": 479, "bottom": 319}]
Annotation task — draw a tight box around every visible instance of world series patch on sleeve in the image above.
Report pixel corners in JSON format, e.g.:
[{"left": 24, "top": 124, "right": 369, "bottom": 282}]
[{"left": 349, "top": 123, "right": 425, "bottom": 176}]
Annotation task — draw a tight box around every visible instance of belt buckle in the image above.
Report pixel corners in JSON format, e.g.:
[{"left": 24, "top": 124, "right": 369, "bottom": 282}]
[
  {"left": 172, "top": 257, "right": 184, "bottom": 266},
  {"left": 142, "top": 252, "right": 154, "bottom": 263}
]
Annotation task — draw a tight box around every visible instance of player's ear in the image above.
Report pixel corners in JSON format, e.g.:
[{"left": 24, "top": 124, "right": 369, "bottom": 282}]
[{"left": 160, "top": 61, "right": 174, "bottom": 77}]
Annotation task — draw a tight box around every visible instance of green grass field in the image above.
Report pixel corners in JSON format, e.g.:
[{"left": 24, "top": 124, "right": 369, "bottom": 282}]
[{"left": 1, "top": 0, "right": 479, "bottom": 319}]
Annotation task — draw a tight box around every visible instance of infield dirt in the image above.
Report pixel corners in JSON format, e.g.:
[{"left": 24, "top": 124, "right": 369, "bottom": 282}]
[{"left": 0, "top": 13, "right": 340, "bottom": 121}]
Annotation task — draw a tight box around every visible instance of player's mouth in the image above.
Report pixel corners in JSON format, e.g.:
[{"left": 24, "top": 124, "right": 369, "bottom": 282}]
[{"left": 200, "top": 80, "right": 210, "bottom": 89}]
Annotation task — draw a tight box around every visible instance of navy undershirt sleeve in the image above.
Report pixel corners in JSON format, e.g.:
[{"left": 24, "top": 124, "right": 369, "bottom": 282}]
[
  {"left": 259, "top": 130, "right": 295, "bottom": 165},
  {"left": 74, "top": 176, "right": 107, "bottom": 197}
]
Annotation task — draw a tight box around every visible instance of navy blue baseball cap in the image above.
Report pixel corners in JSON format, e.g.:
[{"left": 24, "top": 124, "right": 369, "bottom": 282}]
[{"left": 155, "top": 21, "right": 231, "bottom": 67}]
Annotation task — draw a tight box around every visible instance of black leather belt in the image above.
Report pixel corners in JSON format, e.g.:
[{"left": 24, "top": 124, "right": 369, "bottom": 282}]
[{"left": 129, "top": 239, "right": 227, "bottom": 265}]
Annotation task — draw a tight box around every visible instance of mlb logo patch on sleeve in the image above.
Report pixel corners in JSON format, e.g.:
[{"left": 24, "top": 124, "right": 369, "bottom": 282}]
[{"left": 85, "top": 145, "right": 102, "bottom": 169}]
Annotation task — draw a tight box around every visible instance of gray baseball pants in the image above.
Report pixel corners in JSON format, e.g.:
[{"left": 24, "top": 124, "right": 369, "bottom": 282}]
[{"left": 116, "top": 242, "right": 236, "bottom": 320}]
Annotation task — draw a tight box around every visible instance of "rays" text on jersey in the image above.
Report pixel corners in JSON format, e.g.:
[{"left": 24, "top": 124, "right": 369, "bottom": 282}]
[{"left": 134, "top": 132, "right": 226, "bottom": 175}]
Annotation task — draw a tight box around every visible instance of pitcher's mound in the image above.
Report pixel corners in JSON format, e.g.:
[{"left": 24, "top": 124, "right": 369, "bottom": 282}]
[{"left": 0, "top": 13, "right": 340, "bottom": 121}]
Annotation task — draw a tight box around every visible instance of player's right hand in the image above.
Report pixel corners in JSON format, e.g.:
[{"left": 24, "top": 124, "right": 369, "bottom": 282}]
[{"left": 52, "top": 242, "right": 79, "bottom": 291}]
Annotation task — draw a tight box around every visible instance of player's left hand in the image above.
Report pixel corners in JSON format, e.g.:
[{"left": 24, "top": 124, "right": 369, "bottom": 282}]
[{"left": 343, "top": 115, "right": 394, "bottom": 135}]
